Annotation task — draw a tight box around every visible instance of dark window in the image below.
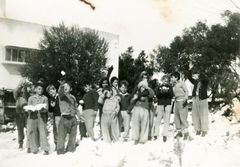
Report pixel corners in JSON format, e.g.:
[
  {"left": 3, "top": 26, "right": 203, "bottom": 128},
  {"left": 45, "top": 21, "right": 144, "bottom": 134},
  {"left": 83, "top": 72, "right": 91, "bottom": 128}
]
[
  {"left": 5, "top": 46, "right": 39, "bottom": 63},
  {"left": 12, "top": 49, "right": 18, "bottom": 61},
  {"left": 5, "top": 48, "right": 12, "bottom": 61},
  {"left": 18, "top": 50, "right": 25, "bottom": 62}
]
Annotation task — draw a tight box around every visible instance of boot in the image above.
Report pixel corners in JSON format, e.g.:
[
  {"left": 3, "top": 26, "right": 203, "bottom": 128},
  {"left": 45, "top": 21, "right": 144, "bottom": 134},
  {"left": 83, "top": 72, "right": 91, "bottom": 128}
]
[
  {"left": 196, "top": 131, "right": 201, "bottom": 135},
  {"left": 134, "top": 140, "right": 139, "bottom": 145},
  {"left": 163, "top": 136, "right": 167, "bottom": 142},
  {"left": 201, "top": 131, "right": 207, "bottom": 137},
  {"left": 174, "top": 131, "right": 183, "bottom": 138},
  {"left": 33, "top": 150, "right": 38, "bottom": 154},
  {"left": 19, "top": 143, "right": 23, "bottom": 149},
  {"left": 183, "top": 132, "right": 189, "bottom": 140},
  {"left": 27, "top": 148, "right": 31, "bottom": 153},
  {"left": 43, "top": 151, "right": 49, "bottom": 155},
  {"left": 153, "top": 136, "right": 158, "bottom": 140}
]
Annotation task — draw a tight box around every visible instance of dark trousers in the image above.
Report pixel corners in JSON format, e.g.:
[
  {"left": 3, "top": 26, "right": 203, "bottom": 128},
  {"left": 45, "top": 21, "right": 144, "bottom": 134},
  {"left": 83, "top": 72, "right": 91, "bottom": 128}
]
[
  {"left": 57, "top": 116, "right": 78, "bottom": 154},
  {"left": 15, "top": 112, "right": 27, "bottom": 145},
  {"left": 148, "top": 110, "right": 154, "bottom": 138},
  {"left": 98, "top": 104, "right": 103, "bottom": 137},
  {"left": 79, "top": 122, "right": 87, "bottom": 139},
  {"left": 53, "top": 116, "right": 61, "bottom": 146}
]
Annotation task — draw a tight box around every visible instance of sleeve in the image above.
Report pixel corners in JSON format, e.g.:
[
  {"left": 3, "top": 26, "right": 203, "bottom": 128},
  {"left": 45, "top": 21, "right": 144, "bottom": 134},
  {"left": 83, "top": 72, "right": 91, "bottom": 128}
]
[
  {"left": 115, "top": 100, "right": 120, "bottom": 114},
  {"left": 58, "top": 84, "right": 65, "bottom": 100},
  {"left": 129, "top": 85, "right": 138, "bottom": 100},
  {"left": 82, "top": 94, "right": 86, "bottom": 109},
  {"left": 93, "top": 91, "right": 99, "bottom": 111},
  {"left": 148, "top": 88, "right": 155, "bottom": 99},
  {"left": 139, "top": 89, "right": 149, "bottom": 98},
  {"left": 201, "top": 74, "right": 209, "bottom": 85},
  {"left": 181, "top": 82, "right": 189, "bottom": 100},
  {"left": 168, "top": 86, "right": 174, "bottom": 99},
  {"left": 44, "top": 96, "right": 49, "bottom": 111},
  {"left": 130, "top": 93, "right": 138, "bottom": 105},
  {"left": 186, "top": 70, "right": 197, "bottom": 85},
  {"left": 48, "top": 97, "right": 54, "bottom": 113},
  {"left": 75, "top": 98, "right": 81, "bottom": 120},
  {"left": 76, "top": 110, "right": 81, "bottom": 121},
  {"left": 13, "top": 85, "right": 23, "bottom": 100},
  {"left": 28, "top": 96, "right": 32, "bottom": 105},
  {"left": 107, "top": 66, "right": 113, "bottom": 81},
  {"left": 98, "top": 93, "right": 105, "bottom": 104},
  {"left": 155, "top": 87, "right": 161, "bottom": 99},
  {"left": 74, "top": 96, "right": 78, "bottom": 110}
]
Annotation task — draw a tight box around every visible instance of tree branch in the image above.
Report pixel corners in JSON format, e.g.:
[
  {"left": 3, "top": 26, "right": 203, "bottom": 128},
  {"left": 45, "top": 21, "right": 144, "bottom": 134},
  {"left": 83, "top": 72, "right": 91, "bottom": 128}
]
[{"left": 79, "top": 0, "right": 95, "bottom": 10}]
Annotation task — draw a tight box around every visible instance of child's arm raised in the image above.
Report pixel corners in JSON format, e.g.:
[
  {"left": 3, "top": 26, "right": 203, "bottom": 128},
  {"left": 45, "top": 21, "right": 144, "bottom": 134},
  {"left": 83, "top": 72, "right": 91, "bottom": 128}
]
[
  {"left": 58, "top": 83, "right": 65, "bottom": 100},
  {"left": 13, "top": 79, "right": 27, "bottom": 100}
]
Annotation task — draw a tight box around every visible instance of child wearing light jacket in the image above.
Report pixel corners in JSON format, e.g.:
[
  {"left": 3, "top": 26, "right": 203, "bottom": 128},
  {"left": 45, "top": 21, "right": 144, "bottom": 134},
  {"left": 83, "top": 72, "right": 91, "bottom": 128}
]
[
  {"left": 26, "top": 82, "right": 50, "bottom": 155},
  {"left": 171, "top": 72, "right": 189, "bottom": 140},
  {"left": 98, "top": 86, "right": 120, "bottom": 143}
]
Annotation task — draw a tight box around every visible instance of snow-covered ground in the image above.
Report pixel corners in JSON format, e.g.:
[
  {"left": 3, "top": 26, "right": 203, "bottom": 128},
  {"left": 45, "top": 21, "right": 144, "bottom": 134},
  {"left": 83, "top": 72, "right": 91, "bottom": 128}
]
[{"left": 0, "top": 110, "right": 240, "bottom": 167}]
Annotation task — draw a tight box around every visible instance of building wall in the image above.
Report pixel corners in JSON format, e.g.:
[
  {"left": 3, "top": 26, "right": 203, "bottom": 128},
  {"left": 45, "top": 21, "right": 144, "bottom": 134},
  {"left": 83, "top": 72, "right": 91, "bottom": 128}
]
[
  {"left": 0, "top": 18, "right": 119, "bottom": 90},
  {"left": 0, "top": 18, "right": 44, "bottom": 89},
  {"left": 96, "top": 30, "right": 119, "bottom": 78}
]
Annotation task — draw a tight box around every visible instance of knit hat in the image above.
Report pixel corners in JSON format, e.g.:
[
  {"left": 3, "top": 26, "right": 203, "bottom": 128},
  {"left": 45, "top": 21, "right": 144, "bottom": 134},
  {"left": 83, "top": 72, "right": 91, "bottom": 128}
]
[{"left": 137, "top": 80, "right": 148, "bottom": 89}]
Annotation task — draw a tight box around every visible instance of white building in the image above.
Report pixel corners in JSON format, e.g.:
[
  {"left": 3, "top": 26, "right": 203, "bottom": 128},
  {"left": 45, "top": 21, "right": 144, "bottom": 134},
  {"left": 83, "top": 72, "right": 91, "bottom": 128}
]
[{"left": 0, "top": 0, "right": 119, "bottom": 122}]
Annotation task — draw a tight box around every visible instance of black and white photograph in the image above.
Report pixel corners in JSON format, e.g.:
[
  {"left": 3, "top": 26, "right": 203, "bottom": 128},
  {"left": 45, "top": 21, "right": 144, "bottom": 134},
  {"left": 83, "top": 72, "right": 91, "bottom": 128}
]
[{"left": 0, "top": 0, "right": 240, "bottom": 167}]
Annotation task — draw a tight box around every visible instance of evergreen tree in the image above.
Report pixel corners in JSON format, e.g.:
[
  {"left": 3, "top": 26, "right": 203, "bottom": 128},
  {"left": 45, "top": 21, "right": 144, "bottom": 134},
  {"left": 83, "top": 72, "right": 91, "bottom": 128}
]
[{"left": 22, "top": 23, "right": 109, "bottom": 99}]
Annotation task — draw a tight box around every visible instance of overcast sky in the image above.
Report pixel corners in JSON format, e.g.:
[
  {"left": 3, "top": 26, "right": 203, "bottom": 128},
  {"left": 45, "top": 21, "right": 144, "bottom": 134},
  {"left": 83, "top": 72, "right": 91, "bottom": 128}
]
[{"left": 4, "top": 0, "right": 240, "bottom": 54}]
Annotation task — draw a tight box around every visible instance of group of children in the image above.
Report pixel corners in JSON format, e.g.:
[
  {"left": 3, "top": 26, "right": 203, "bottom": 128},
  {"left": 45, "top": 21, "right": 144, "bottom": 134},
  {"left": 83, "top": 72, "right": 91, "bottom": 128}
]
[{"left": 13, "top": 69, "right": 209, "bottom": 155}]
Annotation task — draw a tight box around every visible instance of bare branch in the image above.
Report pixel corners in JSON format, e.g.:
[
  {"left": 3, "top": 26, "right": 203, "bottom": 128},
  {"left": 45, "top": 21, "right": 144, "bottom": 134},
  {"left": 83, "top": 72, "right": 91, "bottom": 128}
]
[{"left": 79, "top": 0, "right": 95, "bottom": 10}]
